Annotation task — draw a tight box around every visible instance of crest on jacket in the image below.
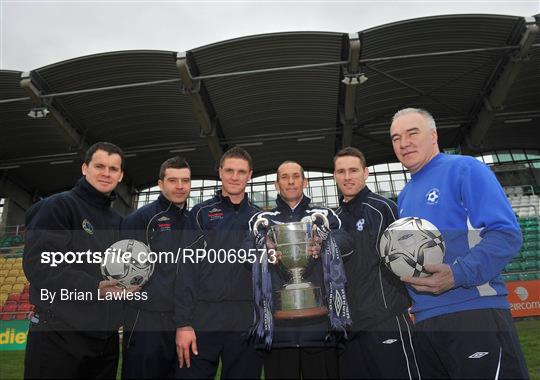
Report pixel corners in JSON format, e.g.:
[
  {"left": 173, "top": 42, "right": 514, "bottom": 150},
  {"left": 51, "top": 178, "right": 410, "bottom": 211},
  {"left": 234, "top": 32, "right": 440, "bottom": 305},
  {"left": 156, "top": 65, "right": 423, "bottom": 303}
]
[{"left": 82, "top": 219, "right": 94, "bottom": 235}]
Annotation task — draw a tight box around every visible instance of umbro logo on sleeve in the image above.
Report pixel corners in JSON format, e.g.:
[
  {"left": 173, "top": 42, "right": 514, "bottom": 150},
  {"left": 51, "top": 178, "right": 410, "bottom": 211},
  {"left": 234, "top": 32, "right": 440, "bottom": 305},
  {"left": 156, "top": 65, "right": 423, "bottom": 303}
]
[{"left": 468, "top": 352, "right": 489, "bottom": 359}]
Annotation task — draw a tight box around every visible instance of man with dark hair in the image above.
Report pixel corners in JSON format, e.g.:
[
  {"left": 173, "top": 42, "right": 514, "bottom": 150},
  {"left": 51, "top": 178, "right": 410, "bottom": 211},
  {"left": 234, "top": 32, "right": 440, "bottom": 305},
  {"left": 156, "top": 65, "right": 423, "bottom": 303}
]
[
  {"left": 175, "top": 146, "right": 262, "bottom": 379},
  {"left": 23, "top": 142, "right": 137, "bottom": 379},
  {"left": 390, "top": 108, "right": 528, "bottom": 378},
  {"left": 334, "top": 146, "right": 419, "bottom": 379},
  {"left": 218, "top": 145, "right": 254, "bottom": 170},
  {"left": 249, "top": 160, "right": 352, "bottom": 379},
  {"left": 121, "top": 156, "right": 191, "bottom": 379},
  {"left": 84, "top": 141, "right": 125, "bottom": 170}
]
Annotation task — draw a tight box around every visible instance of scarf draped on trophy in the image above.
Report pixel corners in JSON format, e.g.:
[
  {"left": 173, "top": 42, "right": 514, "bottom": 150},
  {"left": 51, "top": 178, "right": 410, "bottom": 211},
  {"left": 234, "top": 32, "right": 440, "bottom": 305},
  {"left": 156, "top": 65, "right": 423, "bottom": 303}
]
[
  {"left": 250, "top": 214, "right": 351, "bottom": 349},
  {"left": 250, "top": 224, "right": 274, "bottom": 349}
]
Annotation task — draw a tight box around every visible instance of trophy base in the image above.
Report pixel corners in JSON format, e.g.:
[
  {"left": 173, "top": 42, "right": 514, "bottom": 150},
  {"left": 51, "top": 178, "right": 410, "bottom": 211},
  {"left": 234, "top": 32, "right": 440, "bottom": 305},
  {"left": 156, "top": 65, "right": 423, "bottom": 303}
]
[
  {"left": 274, "top": 283, "right": 327, "bottom": 320},
  {"left": 274, "top": 306, "right": 328, "bottom": 320}
]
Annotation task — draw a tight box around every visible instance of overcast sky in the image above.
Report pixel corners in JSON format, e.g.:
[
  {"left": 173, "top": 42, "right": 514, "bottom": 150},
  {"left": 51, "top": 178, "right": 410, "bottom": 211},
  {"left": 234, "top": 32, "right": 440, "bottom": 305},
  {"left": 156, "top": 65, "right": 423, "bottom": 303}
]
[{"left": 1, "top": 0, "right": 539, "bottom": 71}]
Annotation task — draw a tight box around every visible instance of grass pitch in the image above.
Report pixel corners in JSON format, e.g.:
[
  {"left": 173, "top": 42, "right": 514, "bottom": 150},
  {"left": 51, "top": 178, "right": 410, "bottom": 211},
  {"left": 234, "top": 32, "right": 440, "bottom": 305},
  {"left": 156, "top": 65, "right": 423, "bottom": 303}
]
[{"left": 1, "top": 319, "right": 538, "bottom": 379}]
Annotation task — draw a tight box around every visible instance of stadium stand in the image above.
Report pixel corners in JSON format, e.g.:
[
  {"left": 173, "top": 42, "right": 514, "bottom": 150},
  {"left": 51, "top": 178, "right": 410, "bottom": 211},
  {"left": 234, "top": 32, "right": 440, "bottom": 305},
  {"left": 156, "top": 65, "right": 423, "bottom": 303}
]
[
  {"left": 502, "top": 200, "right": 540, "bottom": 281},
  {"left": 0, "top": 235, "right": 32, "bottom": 321}
]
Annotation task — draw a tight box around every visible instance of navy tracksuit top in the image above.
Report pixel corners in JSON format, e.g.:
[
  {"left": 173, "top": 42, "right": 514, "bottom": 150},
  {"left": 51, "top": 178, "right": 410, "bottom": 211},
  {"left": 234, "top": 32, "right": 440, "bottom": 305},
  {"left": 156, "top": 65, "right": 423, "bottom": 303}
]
[{"left": 121, "top": 194, "right": 189, "bottom": 312}]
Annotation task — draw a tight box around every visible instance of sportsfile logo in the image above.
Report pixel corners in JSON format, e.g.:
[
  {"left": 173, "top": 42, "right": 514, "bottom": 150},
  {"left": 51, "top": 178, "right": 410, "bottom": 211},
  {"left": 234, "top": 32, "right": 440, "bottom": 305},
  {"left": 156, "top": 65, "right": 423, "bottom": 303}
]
[{"left": 468, "top": 352, "right": 489, "bottom": 359}]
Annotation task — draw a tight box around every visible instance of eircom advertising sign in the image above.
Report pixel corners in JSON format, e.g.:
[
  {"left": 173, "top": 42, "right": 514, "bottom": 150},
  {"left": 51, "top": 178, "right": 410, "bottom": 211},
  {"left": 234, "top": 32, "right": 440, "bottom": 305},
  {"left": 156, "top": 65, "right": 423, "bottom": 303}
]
[
  {"left": 0, "top": 320, "right": 29, "bottom": 351},
  {"left": 507, "top": 280, "right": 540, "bottom": 318}
]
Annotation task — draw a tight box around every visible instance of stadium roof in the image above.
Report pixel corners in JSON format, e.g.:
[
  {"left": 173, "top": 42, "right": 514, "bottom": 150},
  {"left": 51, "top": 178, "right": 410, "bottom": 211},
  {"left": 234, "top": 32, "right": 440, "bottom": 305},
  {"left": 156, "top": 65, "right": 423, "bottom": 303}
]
[{"left": 1, "top": 13, "right": 539, "bottom": 197}]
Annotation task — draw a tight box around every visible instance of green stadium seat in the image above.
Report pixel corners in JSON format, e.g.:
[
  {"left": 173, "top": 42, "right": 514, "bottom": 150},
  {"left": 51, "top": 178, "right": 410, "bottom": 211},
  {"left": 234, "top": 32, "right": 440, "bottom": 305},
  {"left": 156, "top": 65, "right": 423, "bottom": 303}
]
[
  {"left": 520, "top": 260, "right": 538, "bottom": 271},
  {"left": 524, "top": 217, "right": 539, "bottom": 225},
  {"left": 502, "top": 273, "right": 519, "bottom": 282},
  {"left": 523, "top": 232, "right": 539, "bottom": 242},
  {"left": 521, "top": 250, "right": 538, "bottom": 259},
  {"left": 522, "top": 241, "right": 539, "bottom": 250},
  {"left": 519, "top": 273, "right": 537, "bottom": 281},
  {"left": 505, "top": 262, "right": 522, "bottom": 272}
]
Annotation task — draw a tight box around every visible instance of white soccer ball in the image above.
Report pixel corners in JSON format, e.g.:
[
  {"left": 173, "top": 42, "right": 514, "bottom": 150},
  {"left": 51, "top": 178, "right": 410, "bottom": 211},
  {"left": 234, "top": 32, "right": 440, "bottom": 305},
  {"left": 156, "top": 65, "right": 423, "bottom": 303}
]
[
  {"left": 101, "top": 239, "right": 154, "bottom": 288},
  {"left": 379, "top": 217, "right": 445, "bottom": 278}
]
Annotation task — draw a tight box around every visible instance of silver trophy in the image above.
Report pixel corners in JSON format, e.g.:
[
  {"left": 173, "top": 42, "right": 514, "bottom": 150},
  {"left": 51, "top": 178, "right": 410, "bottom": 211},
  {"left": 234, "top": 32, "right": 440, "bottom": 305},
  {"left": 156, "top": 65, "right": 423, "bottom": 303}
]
[{"left": 254, "top": 212, "right": 329, "bottom": 319}]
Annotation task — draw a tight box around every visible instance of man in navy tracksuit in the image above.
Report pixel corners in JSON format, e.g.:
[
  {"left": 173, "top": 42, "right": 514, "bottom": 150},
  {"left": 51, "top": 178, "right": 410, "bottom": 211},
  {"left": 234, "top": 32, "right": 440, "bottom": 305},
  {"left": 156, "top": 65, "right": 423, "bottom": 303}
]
[
  {"left": 249, "top": 161, "right": 353, "bottom": 379},
  {"left": 121, "top": 156, "right": 191, "bottom": 379},
  {"left": 391, "top": 108, "right": 528, "bottom": 378},
  {"left": 23, "top": 142, "right": 132, "bottom": 379},
  {"left": 333, "top": 147, "right": 419, "bottom": 379},
  {"left": 175, "top": 147, "right": 262, "bottom": 379}
]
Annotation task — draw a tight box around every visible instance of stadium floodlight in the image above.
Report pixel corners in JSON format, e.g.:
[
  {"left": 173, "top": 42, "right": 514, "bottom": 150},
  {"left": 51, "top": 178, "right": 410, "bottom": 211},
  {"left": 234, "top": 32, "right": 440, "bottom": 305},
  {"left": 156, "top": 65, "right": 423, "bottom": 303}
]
[
  {"left": 358, "top": 74, "right": 368, "bottom": 84},
  {"left": 341, "top": 73, "right": 368, "bottom": 85},
  {"left": 27, "top": 107, "right": 50, "bottom": 119}
]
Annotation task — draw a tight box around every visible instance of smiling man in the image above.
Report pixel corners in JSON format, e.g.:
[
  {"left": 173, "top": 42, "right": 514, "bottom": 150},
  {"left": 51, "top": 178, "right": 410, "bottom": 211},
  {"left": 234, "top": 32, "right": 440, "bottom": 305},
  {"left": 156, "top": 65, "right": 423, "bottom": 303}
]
[
  {"left": 120, "top": 156, "right": 191, "bottom": 379},
  {"left": 175, "top": 147, "right": 262, "bottom": 379},
  {"left": 333, "top": 147, "right": 417, "bottom": 379},
  {"left": 23, "top": 142, "right": 135, "bottom": 379},
  {"left": 249, "top": 160, "right": 351, "bottom": 379},
  {"left": 390, "top": 108, "right": 528, "bottom": 378}
]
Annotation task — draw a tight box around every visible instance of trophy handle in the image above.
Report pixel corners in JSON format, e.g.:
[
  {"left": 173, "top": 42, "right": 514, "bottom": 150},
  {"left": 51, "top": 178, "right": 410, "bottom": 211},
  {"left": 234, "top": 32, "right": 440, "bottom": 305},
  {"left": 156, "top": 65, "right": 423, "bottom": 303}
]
[
  {"left": 252, "top": 216, "right": 269, "bottom": 236},
  {"left": 310, "top": 212, "right": 329, "bottom": 229}
]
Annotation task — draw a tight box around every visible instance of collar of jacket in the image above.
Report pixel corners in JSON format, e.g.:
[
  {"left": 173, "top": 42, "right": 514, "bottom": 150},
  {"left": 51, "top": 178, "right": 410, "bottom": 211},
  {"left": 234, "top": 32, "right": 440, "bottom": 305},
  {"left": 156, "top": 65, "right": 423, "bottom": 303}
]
[
  {"left": 73, "top": 177, "right": 116, "bottom": 209},
  {"left": 215, "top": 190, "right": 249, "bottom": 210},
  {"left": 339, "top": 186, "right": 372, "bottom": 211},
  {"left": 275, "top": 193, "right": 311, "bottom": 213},
  {"left": 157, "top": 193, "right": 187, "bottom": 214}
]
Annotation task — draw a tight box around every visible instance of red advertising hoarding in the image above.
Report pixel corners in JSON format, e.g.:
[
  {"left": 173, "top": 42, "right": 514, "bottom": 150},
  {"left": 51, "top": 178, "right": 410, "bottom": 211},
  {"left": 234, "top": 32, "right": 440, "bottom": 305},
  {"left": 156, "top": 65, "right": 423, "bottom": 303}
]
[{"left": 506, "top": 280, "right": 540, "bottom": 318}]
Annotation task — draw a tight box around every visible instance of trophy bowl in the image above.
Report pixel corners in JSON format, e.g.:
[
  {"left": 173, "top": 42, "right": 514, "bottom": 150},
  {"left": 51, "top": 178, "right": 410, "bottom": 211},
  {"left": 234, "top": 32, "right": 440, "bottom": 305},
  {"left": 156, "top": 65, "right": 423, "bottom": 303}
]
[{"left": 268, "top": 219, "right": 328, "bottom": 319}]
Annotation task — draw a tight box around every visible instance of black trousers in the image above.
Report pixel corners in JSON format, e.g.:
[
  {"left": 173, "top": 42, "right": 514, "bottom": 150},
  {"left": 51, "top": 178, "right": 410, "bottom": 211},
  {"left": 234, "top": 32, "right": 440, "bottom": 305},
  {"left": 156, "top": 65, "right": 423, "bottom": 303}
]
[
  {"left": 24, "top": 312, "right": 119, "bottom": 379},
  {"left": 263, "top": 347, "right": 338, "bottom": 380},
  {"left": 339, "top": 313, "right": 420, "bottom": 379},
  {"left": 414, "top": 308, "right": 529, "bottom": 379},
  {"left": 175, "top": 331, "right": 262, "bottom": 379},
  {"left": 121, "top": 307, "right": 176, "bottom": 379}
]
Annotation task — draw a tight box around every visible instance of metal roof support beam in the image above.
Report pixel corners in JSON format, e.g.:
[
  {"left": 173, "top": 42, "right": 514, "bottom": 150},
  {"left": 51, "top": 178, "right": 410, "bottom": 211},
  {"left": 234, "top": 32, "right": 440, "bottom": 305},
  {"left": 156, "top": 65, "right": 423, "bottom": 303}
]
[
  {"left": 176, "top": 53, "right": 224, "bottom": 163},
  {"left": 19, "top": 73, "right": 88, "bottom": 154},
  {"left": 19, "top": 73, "right": 134, "bottom": 209},
  {"left": 467, "top": 17, "right": 539, "bottom": 149},
  {"left": 0, "top": 174, "right": 34, "bottom": 229},
  {"left": 341, "top": 33, "right": 363, "bottom": 148}
]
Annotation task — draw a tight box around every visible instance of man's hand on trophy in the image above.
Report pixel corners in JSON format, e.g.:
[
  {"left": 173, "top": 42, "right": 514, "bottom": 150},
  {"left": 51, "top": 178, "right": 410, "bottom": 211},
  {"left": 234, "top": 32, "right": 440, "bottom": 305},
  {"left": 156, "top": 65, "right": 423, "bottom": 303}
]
[
  {"left": 266, "top": 236, "right": 283, "bottom": 264},
  {"left": 314, "top": 223, "right": 330, "bottom": 242},
  {"left": 308, "top": 235, "right": 323, "bottom": 259}
]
